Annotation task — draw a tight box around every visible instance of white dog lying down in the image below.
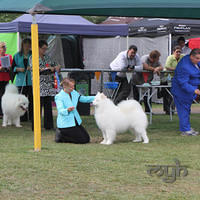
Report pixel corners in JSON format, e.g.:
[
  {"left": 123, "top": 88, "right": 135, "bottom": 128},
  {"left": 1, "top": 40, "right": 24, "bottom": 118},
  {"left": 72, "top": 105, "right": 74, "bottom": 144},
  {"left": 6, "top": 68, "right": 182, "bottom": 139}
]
[
  {"left": 1, "top": 84, "right": 29, "bottom": 127},
  {"left": 93, "top": 92, "right": 149, "bottom": 145}
]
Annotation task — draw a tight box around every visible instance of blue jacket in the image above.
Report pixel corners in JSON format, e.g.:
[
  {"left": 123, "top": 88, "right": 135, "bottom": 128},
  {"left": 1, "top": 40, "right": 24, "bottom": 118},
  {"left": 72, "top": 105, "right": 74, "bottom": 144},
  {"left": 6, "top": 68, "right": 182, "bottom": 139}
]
[
  {"left": 55, "top": 89, "right": 95, "bottom": 128},
  {"left": 171, "top": 55, "right": 200, "bottom": 101},
  {"left": 13, "top": 52, "right": 32, "bottom": 86}
]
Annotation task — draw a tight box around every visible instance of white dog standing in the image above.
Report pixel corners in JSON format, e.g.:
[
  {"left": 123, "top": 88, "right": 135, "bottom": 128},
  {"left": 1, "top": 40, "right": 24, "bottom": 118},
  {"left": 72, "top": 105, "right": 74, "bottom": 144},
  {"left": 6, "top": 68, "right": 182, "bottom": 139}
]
[
  {"left": 1, "top": 84, "right": 29, "bottom": 127},
  {"left": 93, "top": 92, "right": 149, "bottom": 145}
]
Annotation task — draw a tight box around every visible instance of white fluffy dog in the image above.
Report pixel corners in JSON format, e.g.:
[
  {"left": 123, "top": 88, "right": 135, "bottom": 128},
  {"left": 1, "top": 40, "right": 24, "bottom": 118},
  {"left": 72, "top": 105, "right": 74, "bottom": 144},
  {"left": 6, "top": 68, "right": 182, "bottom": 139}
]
[
  {"left": 93, "top": 92, "right": 149, "bottom": 145},
  {"left": 1, "top": 84, "right": 29, "bottom": 127}
]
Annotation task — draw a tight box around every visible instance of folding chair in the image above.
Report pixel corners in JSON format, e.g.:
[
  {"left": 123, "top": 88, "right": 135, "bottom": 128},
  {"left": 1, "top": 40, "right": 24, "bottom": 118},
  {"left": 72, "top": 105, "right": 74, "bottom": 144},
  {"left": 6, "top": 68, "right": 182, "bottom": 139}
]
[{"left": 104, "top": 72, "right": 121, "bottom": 101}]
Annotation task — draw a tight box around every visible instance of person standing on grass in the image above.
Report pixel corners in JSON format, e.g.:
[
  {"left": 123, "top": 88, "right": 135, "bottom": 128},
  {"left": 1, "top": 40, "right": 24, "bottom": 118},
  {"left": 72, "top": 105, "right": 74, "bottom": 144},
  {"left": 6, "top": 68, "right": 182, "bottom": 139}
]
[
  {"left": 0, "top": 41, "right": 13, "bottom": 119},
  {"left": 171, "top": 48, "right": 200, "bottom": 136},
  {"left": 54, "top": 77, "right": 95, "bottom": 144},
  {"left": 162, "top": 45, "right": 184, "bottom": 115},
  {"left": 110, "top": 45, "right": 142, "bottom": 105},
  {"left": 12, "top": 38, "right": 33, "bottom": 122},
  {"left": 177, "top": 36, "right": 191, "bottom": 55},
  {"left": 140, "top": 50, "right": 163, "bottom": 113},
  {"left": 30, "top": 40, "right": 61, "bottom": 130}
]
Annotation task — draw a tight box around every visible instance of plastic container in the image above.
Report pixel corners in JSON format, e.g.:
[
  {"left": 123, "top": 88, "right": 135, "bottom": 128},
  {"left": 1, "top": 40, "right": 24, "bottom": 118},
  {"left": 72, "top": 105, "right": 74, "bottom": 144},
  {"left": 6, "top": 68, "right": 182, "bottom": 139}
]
[{"left": 104, "top": 82, "right": 119, "bottom": 89}]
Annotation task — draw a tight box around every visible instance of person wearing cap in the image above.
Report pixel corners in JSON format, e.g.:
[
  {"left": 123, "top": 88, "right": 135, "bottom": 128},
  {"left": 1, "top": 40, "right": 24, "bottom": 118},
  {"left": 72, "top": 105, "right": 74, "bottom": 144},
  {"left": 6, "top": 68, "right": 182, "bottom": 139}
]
[{"left": 0, "top": 41, "right": 13, "bottom": 118}]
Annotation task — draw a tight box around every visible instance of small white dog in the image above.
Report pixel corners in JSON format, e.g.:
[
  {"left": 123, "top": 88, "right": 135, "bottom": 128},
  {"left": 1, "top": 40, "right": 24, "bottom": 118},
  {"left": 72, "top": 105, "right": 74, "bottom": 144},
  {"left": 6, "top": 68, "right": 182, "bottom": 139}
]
[
  {"left": 93, "top": 92, "right": 149, "bottom": 145},
  {"left": 1, "top": 84, "right": 29, "bottom": 127}
]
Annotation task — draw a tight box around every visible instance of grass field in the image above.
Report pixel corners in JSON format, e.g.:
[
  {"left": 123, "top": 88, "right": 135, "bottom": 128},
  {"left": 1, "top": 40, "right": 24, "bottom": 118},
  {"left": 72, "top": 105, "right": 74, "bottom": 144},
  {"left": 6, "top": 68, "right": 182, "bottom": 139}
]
[{"left": 0, "top": 107, "right": 200, "bottom": 200}]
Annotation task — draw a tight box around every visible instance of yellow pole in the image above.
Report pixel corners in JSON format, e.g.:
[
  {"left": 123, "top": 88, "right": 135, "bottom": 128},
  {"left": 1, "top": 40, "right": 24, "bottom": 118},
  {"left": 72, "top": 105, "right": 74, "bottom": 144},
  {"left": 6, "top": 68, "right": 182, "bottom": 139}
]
[{"left": 31, "top": 22, "right": 41, "bottom": 151}]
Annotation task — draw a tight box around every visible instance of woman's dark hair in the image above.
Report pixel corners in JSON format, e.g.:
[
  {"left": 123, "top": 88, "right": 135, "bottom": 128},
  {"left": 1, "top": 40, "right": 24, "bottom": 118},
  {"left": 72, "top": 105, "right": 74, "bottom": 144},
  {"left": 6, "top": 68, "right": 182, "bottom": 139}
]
[
  {"left": 173, "top": 45, "right": 182, "bottom": 52},
  {"left": 128, "top": 45, "right": 137, "bottom": 52},
  {"left": 39, "top": 40, "right": 48, "bottom": 48},
  {"left": 190, "top": 48, "right": 200, "bottom": 56},
  {"left": 20, "top": 38, "right": 31, "bottom": 55}
]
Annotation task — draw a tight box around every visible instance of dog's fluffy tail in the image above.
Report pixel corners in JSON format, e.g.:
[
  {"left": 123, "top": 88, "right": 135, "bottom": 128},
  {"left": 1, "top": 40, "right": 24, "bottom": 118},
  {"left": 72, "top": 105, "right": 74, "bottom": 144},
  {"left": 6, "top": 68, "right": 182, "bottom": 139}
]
[{"left": 5, "top": 84, "right": 19, "bottom": 94}]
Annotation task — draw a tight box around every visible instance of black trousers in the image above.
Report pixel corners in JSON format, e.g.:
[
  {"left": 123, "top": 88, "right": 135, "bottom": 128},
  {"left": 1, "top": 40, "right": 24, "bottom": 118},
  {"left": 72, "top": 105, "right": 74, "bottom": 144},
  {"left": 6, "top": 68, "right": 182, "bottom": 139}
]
[
  {"left": 18, "top": 86, "right": 33, "bottom": 122},
  {"left": 0, "top": 81, "right": 9, "bottom": 116},
  {"left": 55, "top": 125, "right": 90, "bottom": 144},
  {"left": 162, "top": 89, "right": 174, "bottom": 114},
  {"left": 40, "top": 96, "right": 54, "bottom": 130},
  {"left": 133, "top": 85, "right": 139, "bottom": 101},
  {"left": 114, "top": 76, "right": 131, "bottom": 105}
]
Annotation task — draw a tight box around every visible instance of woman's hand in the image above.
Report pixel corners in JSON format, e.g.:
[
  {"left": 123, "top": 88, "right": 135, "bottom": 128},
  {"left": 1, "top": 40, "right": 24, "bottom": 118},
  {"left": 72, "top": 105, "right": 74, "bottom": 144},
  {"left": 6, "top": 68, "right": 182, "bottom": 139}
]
[
  {"left": 17, "top": 68, "right": 25, "bottom": 72},
  {"left": 194, "top": 89, "right": 200, "bottom": 95},
  {"left": 67, "top": 106, "right": 75, "bottom": 112},
  {"left": 55, "top": 65, "right": 61, "bottom": 72}
]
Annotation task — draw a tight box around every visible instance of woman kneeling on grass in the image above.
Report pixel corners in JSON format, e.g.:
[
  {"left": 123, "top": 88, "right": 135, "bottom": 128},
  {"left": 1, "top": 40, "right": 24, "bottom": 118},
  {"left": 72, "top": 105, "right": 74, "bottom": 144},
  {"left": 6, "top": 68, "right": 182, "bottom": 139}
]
[{"left": 54, "top": 77, "right": 95, "bottom": 143}]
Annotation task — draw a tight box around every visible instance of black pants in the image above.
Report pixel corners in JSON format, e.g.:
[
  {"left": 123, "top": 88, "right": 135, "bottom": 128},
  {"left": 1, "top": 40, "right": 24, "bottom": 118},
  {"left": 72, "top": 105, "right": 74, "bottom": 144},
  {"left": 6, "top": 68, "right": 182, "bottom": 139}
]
[
  {"left": 18, "top": 86, "right": 33, "bottom": 122},
  {"left": 41, "top": 96, "right": 54, "bottom": 130},
  {"left": 114, "top": 76, "right": 131, "bottom": 105},
  {"left": 133, "top": 85, "right": 139, "bottom": 101},
  {"left": 0, "top": 81, "right": 9, "bottom": 116},
  {"left": 55, "top": 125, "right": 90, "bottom": 144},
  {"left": 143, "top": 88, "right": 152, "bottom": 113},
  {"left": 162, "top": 89, "right": 174, "bottom": 114}
]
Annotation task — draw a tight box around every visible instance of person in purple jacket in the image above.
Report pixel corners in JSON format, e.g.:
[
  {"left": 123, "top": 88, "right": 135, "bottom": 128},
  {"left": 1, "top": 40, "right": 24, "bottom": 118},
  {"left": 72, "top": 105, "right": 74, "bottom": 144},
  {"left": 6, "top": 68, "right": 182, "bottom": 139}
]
[{"left": 171, "top": 48, "right": 200, "bottom": 136}]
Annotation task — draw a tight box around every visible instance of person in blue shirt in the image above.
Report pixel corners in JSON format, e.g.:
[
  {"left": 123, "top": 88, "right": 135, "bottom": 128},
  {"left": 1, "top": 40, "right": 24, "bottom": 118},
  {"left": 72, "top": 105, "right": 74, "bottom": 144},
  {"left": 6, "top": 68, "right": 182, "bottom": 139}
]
[
  {"left": 171, "top": 48, "right": 200, "bottom": 136},
  {"left": 12, "top": 38, "right": 33, "bottom": 122},
  {"left": 55, "top": 77, "right": 95, "bottom": 143}
]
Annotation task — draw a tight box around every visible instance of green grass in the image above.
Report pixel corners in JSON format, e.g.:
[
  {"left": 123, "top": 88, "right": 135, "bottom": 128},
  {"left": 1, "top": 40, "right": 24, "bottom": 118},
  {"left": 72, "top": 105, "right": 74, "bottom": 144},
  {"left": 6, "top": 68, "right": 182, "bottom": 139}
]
[{"left": 0, "top": 112, "right": 200, "bottom": 200}]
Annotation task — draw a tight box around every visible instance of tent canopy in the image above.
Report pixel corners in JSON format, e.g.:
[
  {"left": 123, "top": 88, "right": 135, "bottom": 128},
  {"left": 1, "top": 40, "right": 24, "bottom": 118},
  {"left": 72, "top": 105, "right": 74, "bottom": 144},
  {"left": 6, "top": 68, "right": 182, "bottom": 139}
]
[
  {"left": 0, "top": 14, "right": 128, "bottom": 36},
  {"left": 129, "top": 18, "right": 200, "bottom": 36},
  {"left": 13, "top": 14, "right": 93, "bottom": 25},
  {"left": 1, "top": 0, "right": 200, "bottom": 19}
]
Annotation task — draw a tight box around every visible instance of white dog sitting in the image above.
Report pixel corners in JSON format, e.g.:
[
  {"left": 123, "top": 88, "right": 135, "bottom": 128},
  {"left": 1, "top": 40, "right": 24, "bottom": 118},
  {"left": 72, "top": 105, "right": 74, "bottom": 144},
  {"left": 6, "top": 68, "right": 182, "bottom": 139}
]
[
  {"left": 1, "top": 84, "right": 29, "bottom": 127},
  {"left": 93, "top": 92, "right": 149, "bottom": 145}
]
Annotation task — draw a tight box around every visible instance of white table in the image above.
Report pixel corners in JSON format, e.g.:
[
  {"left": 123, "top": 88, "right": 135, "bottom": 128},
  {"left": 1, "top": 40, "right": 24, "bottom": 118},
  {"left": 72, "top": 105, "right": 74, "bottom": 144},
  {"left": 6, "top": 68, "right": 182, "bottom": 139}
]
[{"left": 136, "top": 84, "right": 174, "bottom": 124}]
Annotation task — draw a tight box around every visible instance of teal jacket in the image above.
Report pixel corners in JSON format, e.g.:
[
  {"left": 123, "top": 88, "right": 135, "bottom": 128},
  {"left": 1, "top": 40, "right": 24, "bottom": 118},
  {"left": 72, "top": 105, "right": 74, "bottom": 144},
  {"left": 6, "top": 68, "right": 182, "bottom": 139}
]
[
  {"left": 13, "top": 52, "right": 32, "bottom": 86},
  {"left": 55, "top": 89, "right": 95, "bottom": 128}
]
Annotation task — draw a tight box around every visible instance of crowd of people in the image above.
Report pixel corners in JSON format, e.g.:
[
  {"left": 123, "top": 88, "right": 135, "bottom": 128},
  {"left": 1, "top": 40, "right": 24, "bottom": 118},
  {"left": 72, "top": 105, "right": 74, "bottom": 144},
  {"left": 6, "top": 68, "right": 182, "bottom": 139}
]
[
  {"left": 0, "top": 36, "right": 200, "bottom": 142},
  {"left": 110, "top": 37, "right": 200, "bottom": 136},
  {"left": 0, "top": 39, "right": 60, "bottom": 131}
]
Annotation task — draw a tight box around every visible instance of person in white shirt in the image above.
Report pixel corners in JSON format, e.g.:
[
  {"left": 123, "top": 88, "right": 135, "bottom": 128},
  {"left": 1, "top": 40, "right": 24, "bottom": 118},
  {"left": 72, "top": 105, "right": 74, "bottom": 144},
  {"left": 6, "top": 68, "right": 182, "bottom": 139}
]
[
  {"left": 177, "top": 36, "right": 191, "bottom": 55},
  {"left": 110, "top": 45, "right": 142, "bottom": 104}
]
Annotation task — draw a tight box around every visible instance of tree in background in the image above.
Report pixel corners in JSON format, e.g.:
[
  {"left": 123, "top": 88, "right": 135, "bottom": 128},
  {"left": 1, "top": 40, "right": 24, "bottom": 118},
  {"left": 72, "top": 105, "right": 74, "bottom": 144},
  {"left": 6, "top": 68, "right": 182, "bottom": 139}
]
[
  {"left": 0, "top": 13, "right": 22, "bottom": 22},
  {"left": 83, "top": 16, "right": 107, "bottom": 24},
  {"left": 0, "top": 13, "right": 107, "bottom": 24}
]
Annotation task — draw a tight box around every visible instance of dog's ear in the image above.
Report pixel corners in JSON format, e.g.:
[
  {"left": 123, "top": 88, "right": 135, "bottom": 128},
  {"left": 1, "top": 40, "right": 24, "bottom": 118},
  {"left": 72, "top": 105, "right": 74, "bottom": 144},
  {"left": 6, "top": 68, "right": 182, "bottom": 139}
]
[{"left": 100, "top": 93, "right": 107, "bottom": 99}]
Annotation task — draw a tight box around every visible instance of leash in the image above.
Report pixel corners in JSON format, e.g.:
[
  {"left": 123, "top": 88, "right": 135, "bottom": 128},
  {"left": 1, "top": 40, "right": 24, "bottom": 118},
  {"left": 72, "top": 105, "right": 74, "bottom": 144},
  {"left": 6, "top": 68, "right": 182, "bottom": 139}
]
[{"left": 20, "top": 69, "right": 28, "bottom": 94}]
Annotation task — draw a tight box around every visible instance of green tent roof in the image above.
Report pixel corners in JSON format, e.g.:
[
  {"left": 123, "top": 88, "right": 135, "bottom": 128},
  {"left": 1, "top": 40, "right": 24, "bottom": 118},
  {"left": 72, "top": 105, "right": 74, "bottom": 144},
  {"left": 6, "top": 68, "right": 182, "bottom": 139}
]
[{"left": 1, "top": 0, "right": 200, "bottom": 19}]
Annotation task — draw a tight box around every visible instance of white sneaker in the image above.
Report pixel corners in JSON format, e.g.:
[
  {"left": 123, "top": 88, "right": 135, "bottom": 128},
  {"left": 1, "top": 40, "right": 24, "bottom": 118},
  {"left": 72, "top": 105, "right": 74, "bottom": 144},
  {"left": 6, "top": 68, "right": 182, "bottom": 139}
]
[
  {"left": 181, "top": 130, "right": 198, "bottom": 136},
  {"left": 191, "top": 128, "right": 199, "bottom": 135}
]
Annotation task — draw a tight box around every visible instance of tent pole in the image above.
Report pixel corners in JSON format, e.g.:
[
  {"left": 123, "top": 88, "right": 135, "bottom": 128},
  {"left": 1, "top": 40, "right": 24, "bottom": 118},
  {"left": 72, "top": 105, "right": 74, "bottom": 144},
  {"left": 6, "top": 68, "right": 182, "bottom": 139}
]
[
  {"left": 168, "top": 33, "right": 172, "bottom": 56},
  {"left": 31, "top": 14, "right": 41, "bottom": 151},
  {"left": 126, "top": 35, "right": 129, "bottom": 50},
  {"left": 17, "top": 32, "right": 20, "bottom": 52}
]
